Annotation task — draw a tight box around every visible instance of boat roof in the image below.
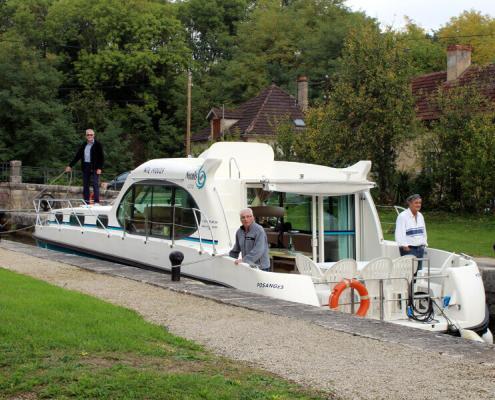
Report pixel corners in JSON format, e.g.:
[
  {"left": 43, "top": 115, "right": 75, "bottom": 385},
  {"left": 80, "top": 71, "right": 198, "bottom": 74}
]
[{"left": 129, "top": 142, "right": 374, "bottom": 195}]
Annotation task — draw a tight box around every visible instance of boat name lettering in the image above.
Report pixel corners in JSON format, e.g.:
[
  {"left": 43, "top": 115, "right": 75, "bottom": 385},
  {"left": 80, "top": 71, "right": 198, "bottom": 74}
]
[
  {"left": 257, "top": 282, "right": 284, "bottom": 290},
  {"left": 144, "top": 167, "right": 165, "bottom": 175}
]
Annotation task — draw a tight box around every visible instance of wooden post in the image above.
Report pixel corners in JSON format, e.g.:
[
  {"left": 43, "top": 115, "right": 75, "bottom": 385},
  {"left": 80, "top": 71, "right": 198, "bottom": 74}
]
[{"left": 185, "top": 70, "right": 192, "bottom": 156}]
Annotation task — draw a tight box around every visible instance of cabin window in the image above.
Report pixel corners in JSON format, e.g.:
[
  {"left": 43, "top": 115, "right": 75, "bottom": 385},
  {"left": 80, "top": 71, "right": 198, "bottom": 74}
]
[
  {"left": 323, "top": 195, "right": 355, "bottom": 261},
  {"left": 55, "top": 212, "right": 63, "bottom": 223},
  {"left": 69, "top": 214, "right": 85, "bottom": 226},
  {"left": 97, "top": 215, "right": 109, "bottom": 228},
  {"left": 117, "top": 181, "right": 199, "bottom": 240},
  {"left": 247, "top": 188, "right": 355, "bottom": 261}
]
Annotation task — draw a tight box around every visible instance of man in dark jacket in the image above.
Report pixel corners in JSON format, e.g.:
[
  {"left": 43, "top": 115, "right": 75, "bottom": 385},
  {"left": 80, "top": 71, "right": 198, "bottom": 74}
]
[
  {"left": 229, "top": 208, "right": 270, "bottom": 271},
  {"left": 65, "top": 129, "right": 104, "bottom": 204}
]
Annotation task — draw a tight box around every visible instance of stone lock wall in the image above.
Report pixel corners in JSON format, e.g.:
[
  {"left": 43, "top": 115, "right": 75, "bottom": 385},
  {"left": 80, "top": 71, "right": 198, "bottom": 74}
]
[{"left": 0, "top": 182, "right": 118, "bottom": 211}]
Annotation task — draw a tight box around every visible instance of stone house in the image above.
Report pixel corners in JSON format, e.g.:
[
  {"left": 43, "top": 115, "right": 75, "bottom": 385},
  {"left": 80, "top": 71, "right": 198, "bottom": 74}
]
[{"left": 398, "top": 44, "right": 495, "bottom": 171}]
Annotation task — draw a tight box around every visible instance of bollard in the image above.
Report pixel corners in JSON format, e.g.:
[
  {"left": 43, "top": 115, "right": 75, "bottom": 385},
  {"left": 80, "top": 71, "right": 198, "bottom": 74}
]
[{"left": 169, "top": 251, "right": 184, "bottom": 281}]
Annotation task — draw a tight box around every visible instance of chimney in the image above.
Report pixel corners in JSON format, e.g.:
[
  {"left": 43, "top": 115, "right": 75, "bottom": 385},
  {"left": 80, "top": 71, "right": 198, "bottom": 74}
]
[
  {"left": 297, "top": 75, "right": 308, "bottom": 112},
  {"left": 447, "top": 44, "right": 472, "bottom": 81}
]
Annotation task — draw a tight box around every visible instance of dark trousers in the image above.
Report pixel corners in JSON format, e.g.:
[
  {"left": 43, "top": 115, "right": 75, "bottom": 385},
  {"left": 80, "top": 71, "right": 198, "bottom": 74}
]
[
  {"left": 399, "top": 245, "right": 425, "bottom": 271},
  {"left": 82, "top": 162, "right": 100, "bottom": 203}
]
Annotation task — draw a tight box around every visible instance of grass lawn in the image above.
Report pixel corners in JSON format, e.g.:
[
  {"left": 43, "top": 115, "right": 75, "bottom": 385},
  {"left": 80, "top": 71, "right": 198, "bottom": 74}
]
[
  {"left": 0, "top": 269, "right": 332, "bottom": 400},
  {"left": 379, "top": 208, "right": 495, "bottom": 257}
]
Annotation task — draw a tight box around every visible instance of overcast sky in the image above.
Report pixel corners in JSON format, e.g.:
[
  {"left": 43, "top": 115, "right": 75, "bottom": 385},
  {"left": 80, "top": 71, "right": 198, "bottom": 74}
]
[{"left": 345, "top": 0, "right": 495, "bottom": 32}]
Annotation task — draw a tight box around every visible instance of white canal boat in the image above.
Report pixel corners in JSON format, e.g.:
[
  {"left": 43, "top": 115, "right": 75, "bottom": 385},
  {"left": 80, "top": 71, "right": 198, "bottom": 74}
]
[{"left": 34, "top": 142, "right": 492, "bottom": 343}]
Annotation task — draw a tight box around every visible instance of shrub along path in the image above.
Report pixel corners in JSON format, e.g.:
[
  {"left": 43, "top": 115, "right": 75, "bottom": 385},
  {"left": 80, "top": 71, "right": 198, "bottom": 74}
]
[{"left": 1, "top": 246, "right": 495, "bottom": 400}]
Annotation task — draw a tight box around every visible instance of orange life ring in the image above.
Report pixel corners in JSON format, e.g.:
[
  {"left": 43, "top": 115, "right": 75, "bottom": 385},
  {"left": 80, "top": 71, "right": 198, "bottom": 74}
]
[{"left": 329, "top": 279, "right": 370, "bottom": 317}]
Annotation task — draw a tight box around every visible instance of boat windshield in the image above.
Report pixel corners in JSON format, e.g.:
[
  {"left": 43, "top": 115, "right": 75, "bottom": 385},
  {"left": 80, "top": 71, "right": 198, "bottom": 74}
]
[{"left": 247, "top": 188, "right": 355, "bottom": 262}]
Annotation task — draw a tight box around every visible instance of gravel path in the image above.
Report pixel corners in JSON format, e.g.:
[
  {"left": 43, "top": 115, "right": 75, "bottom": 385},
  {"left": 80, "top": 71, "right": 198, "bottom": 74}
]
[{"left": 1, "top": 247, "right": 494, "bottom": 400}]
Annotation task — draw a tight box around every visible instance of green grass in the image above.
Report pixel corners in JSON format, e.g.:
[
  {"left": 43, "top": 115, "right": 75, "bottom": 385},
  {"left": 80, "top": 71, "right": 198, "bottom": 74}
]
[
  {"left": 379, "top": 209, "right": 495, "bottom": 257},
  {"left": 0, "top": 269, "right": 333, "bottom": 400}
]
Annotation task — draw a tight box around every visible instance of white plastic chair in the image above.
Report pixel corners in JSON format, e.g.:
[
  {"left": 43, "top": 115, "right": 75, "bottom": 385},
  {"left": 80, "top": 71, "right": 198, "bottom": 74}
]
[
  {"left": 391, "top": 255, "right": 416, "bottom": 314},
  {"left": 295, "top": 254, "right": 325, "bottom": 283},
  {"left": 323, "top": 259, "right": 358, "bottom": 312},
  {"left": 359, "top": 257, "right": 393, "bottom": 319},
  {"left": 323, "top": 259, "right": 358, "bottom": 283}
]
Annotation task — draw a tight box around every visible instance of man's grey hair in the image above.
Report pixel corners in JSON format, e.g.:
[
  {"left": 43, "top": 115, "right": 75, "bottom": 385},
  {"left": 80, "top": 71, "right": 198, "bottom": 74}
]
[
  {"left": 406, "top": 194, "right": 421, "bottom": 203},
  {"left": 239, "top": 208, "right": 253, "bottom": 216}
]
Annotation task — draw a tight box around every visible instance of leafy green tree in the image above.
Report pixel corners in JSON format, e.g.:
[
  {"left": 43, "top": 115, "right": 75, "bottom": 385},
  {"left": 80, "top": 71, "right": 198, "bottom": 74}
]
[
  {"left": 278, "top": 24, "right": 418, "bottom": 202},
  {"left": 44, "top": 0, "right": 191, "bottom": 163},
  {"left": 437, "top": 10, "right": 495, "bottom": 65},
  {"left": 397, "top": 19, "right": 445, "bottom": 75},
  {"left": 219, "top": 0, "right": 369, "bottom": 103},
  {"left": 420, "top": 85, "right": 495, "bottom": 212},
  {"left": 178, "top": 0, "right": 249, "bottom": 64},
  {"left": 0, "top": 39, "right": 75, "bottom": 166}
]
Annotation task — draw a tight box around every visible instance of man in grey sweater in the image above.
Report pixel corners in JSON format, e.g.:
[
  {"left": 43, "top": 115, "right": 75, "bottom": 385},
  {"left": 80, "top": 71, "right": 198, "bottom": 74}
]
[{"left": 229, "top": 208, "right": 270, "bottom": 271}]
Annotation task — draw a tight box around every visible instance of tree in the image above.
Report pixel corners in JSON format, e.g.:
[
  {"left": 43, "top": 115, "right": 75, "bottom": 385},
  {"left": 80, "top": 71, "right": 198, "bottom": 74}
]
[
  {"left": 0, "top": 39, "right": 75, "bottom": 166},
  {"left": 178, "top": 0, "right": 249, "bottom": 64},
  {"left": 437, "top": 10, "right": 495, "bottom": 65},
  {"left": 220, "top": 0, "right": 369, "bottom": 102},
  {"left": 44, "top": 0, "right": 191, "bottom": 163},
  {"left": 278, "top": 24, "right": 418, "bottom": 202},
  {"left": 397, "top": 19, "right": 445, "bottom": 76},
  {"left": 420, "top": 85, "right": 495, "bottom": 212}
]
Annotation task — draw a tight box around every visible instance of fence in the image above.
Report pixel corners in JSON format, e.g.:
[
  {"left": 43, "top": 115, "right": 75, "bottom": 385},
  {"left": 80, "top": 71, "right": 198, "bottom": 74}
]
[
  {"left": 0, "top": 161, "right": 114, "bottom": 185},
  {"left": 0, "top": 162, "right": 9, "bottom": 182}
]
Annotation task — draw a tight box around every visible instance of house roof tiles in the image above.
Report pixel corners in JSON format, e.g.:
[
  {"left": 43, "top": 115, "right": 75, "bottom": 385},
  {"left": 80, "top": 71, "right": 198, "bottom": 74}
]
[
  {"left": 412, "top": 64, "right": 495, "bottom": 120},
  {"left": 192, "top": 84, "right": 304, "bottom": 142}
]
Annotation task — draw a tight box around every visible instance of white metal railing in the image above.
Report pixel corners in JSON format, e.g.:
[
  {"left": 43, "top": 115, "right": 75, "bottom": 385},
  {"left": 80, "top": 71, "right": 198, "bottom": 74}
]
[
  {"left": 229, "top": 157, "right": 241, "bottom": 179},
  {"left": 122, "top": 205, "right": 218, "bottom": 254},
  {"left": 34, "top": 198, "right": 111, "bottom": 236},
  {"left": 36, "top": 199, "right": 220, "bottom": 254},
  {"left": 325, "top": 258, "right": 445, "bottom": 321}
]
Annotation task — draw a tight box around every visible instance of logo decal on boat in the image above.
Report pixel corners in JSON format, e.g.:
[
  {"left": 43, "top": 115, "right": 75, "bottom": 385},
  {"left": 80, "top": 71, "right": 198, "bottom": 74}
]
[
  {"left": 186, "top": 166, "right": 207, "bottom": 189},
  {"left": 196, "top": 166, "right": 206, "bottom": 189}
]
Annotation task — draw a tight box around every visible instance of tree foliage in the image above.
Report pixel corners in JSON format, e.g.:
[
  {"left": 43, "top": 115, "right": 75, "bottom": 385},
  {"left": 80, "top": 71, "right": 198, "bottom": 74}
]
[
  {"left": 277, "top": 24, "right": 418, "bottom": 202},
  {"left": 437, "top": 10, "right": 495, "bottom": 65},
  {"left": 420, "top": 85, "right": 495, "bottom": 212},
  {"left": 398, "top": 19, "right": 445, "bottom": 75},
  {"left": 0, "top": 39, "right": 75, "bottom": 166}
]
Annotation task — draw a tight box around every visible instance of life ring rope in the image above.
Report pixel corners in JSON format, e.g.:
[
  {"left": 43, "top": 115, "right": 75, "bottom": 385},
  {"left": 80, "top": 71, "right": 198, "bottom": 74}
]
[{"left": 329, "top": 278, "right": 370, "bottom": 317}]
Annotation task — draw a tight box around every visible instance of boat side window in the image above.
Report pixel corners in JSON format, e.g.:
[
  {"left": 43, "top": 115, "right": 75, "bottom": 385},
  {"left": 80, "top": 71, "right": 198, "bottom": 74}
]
[
  {"left": 148, "top": 185, "right": 173, "bottom": 238},
  {"left": 323, "top": 196, "right": 355, "bottom": 261},
  {"left": 97, "top": 215, "right": 109, "bottom": 229},
  {"left": 117, "top": 181, "right": 199, "bottom": 239},
  {"left": 55, "top": 212, "right": 63, "bottom": 223},
  {"left": 69, "top": 213, "right": 85, "bottom": 226},
  {"left": 247, "top": 187, "right": 355, "bottom": 260},
  {"left": 173, "top": 187, "right": 198, "bottom": 239},
  {"left": 117, "top": 187, "right": 134, "bottom": 229}
]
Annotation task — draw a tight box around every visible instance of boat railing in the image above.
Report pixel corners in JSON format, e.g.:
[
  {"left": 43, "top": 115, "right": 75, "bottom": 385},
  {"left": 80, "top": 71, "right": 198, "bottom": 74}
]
[
  {"left": 325, "top": 258, "right": 446, "bottom": 320},
  {"left": 120, "top": 204, "right": 218, "bottom": 255},
  {"left": 229, "top": 157, "right": 241, "bottom": 179},
  {"left": 34, "top": 198, "right": 110, "bottom": 237}
]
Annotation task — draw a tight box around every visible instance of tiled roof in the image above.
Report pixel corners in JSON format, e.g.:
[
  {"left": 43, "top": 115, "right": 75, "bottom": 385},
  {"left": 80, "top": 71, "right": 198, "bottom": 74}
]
[
  {"left": 411, "top": 71, "right": 446, "bottom": 120},
  {"left": 192, "top": 84, "right": 304, "bottom": 142},
  {"left": 412, "top": 64, "right": 495, "bottom": 120}
]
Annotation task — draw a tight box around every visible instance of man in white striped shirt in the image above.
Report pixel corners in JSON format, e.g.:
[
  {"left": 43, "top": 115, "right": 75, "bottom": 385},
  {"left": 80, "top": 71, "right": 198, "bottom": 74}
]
[{"left": 395, "top": 194, "right": 427, "bottom": 270}]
